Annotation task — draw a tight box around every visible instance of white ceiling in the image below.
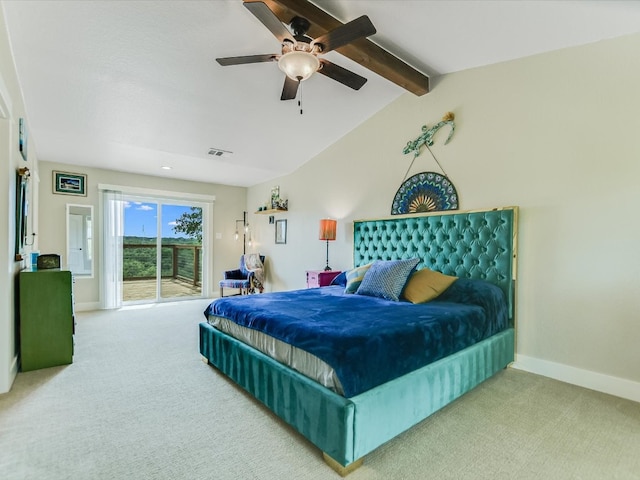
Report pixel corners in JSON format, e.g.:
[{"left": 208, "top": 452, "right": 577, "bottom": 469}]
[{"left": 4, "top": 0, "right": 640, "bottom": 187}]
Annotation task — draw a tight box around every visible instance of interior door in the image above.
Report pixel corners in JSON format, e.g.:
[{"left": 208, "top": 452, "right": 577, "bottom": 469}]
[{"left": 68, "top": 213, "right": 85, "bottom": 273}]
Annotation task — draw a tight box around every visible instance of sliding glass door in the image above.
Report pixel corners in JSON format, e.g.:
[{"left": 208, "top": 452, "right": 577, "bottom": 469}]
[
  {"left": 122, "top": 197, "right": 204, "bottom": 304},
  {"left": 122, "top": 199, "right": 158, "bottom": 303},
  {"left": 160, "top": 204, "right": 203, "bottom": 300}
]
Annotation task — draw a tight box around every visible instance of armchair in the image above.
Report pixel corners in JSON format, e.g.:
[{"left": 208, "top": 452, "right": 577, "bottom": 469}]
[{"left": 219, "top": 254, "right": 265, "bottom": 297}]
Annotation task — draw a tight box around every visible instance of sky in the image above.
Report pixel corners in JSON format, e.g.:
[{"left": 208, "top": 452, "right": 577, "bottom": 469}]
[{"left": 123, "top": 201, "right": 198, "bottom": 238}]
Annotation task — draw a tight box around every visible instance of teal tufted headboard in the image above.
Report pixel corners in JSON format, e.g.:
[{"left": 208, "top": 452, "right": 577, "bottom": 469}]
[{"left": 353, "top": 207, "right": 518, "bottom": 322}]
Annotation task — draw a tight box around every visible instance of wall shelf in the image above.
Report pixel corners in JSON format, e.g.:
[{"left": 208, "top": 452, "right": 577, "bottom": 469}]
[{"left": 255, "top": 208, "right": 287, "bottom": 215}]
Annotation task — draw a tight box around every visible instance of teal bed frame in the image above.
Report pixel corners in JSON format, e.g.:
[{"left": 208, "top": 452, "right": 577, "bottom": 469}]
[{"left": 200, "top": 206, "right": 518, "bottom": 473}]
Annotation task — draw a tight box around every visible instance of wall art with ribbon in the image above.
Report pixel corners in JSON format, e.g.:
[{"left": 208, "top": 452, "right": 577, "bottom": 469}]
[{"left": 391, "top": 112, "right": 459, "bottom": 215}]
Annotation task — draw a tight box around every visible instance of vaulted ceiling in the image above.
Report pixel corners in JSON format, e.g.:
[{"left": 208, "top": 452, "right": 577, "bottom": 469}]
[{"left": 4, "top": 1, "right": 640, "bottom": 187}]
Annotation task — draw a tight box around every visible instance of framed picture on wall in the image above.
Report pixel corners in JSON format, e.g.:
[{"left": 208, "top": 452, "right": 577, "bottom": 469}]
[
  {"left": 15, "top": 168, "right": 30, "bottom": 261},
  {"left": 275, "top": 219, "right": 287, "bottom": 244},
  {"left": 19, "top": 118, "right": 27, "bottom": 161},
  {"left": 53, "top": 171, "right": 87, "bottom": 196}
]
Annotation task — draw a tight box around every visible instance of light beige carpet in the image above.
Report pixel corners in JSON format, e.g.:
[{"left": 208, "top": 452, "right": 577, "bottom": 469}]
[{"left": 1, "top": 299, "right": 639, "bottom": 480}]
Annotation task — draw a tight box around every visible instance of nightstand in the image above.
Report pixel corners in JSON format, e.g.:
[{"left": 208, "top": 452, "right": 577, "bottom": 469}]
[{"left": 306, "top": 270, "right": 341, "bottom": 288}]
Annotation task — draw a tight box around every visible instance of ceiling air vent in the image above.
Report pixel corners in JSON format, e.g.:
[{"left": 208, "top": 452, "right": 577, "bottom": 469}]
[{"left": 208, "top": 148, "right": 233, "bottom": 158}]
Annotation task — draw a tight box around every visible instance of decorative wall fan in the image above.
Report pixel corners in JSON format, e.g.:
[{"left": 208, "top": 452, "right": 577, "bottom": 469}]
[
  {"left": 391, "top": 172, "right": 458, "bottom": 215},
  {"left": 216, "top": 1, "right": 376, "bottom": 100}
]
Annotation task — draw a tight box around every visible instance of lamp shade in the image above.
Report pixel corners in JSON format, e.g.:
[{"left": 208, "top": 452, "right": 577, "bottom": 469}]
[{"left": 319, "top": 219, "right": 337, "bottom": 241}]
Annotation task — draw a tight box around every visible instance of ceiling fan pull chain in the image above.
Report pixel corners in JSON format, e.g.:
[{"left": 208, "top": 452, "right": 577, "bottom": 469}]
[{"left": 298, "top": 79, "right": 303, "bottom": 115}]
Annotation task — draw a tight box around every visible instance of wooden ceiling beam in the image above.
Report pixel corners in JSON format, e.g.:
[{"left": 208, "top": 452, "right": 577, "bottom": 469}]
[{"left": 243, "top": 0, "right": 430, "bottom": 96}]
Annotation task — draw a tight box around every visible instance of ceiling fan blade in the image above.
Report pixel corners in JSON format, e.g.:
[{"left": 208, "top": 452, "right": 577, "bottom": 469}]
[
  {"left": 244, "top": 1, "right": 295, "bottom": 44},
  {"left": 216, "top": 54, "right": 277, "bottom": 66},
  {"left": 311, "top": 15, "right": 376, "bottom": 53},
  {"left": 280, "top": 75, "right": 299, "bottom": 100},
  {"left": 318, "top": 60, "right": 367, "bottom": 90}
]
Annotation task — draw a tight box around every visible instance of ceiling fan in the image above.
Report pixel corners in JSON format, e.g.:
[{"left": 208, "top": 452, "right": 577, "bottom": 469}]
[{"left": 216, "top": 1, "right": 377, "bottom": 101}]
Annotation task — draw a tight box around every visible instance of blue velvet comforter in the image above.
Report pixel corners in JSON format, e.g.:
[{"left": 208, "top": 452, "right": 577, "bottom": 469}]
[{"left": 204, "top": 278, "right": 509, "bottom": 397}]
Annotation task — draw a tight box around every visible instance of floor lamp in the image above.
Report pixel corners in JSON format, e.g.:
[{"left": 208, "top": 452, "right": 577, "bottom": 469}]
[{"left": 319, "top": 219, "right": 337, "bottom": 271}]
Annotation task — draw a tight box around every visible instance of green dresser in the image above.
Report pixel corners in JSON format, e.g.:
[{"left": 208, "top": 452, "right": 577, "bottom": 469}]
[{"left": 18, "top": 269, "right": 74, "bottom": 371}]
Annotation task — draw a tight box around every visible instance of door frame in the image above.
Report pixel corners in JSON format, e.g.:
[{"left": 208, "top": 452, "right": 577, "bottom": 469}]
[
  {"left": 122, "top": 196, "right": 208, "bottom": 304},
  {"left": 98, "top": 183, "right": 215, "bottom": 307}
]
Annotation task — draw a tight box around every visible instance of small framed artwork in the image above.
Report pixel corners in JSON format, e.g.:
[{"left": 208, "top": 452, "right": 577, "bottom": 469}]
[
  {"left": 19, "top": 118, "right": 27, "bottom": 161},
  {"left": 53, "top": 171, "right": 87, "bottom": 196},
  {"left": 14, "top": 168, "right": 30, "bottom": 261},
  {"left": 275, "top": 219, "right": 287, "bottom": 244}
]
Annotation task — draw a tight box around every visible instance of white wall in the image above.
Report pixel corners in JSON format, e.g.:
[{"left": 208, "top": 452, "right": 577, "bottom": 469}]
[
  {"left": 38, "top": 161, "right": 247, "bottom": 309},
  {"left": 248, "top": 33, "right": 640, "bottom": 401},
  {"left": 0, "top": 5, "right": 38, "bottom": 393}
]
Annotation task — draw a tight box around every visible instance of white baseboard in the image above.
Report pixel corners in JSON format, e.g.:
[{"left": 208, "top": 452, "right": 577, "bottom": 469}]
[
  {"left": 75, "top": 302, "right": 101, "bottom": 312},
  {"left": 513, "top": 354, "right": 640, "bottom": 403},
  {"left": 0, "top": 355, "right": 18, "bottom": 394}
]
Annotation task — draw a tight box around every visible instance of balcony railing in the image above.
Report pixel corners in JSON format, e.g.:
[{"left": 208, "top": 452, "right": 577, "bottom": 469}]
[{"left": 123, "top": 243, "right": 202, "bottom": 286}]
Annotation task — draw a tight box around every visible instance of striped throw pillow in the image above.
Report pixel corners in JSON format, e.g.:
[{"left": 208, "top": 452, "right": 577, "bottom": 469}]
[{"left": 344, "top": 263, "right": 372, "bottom": 294}]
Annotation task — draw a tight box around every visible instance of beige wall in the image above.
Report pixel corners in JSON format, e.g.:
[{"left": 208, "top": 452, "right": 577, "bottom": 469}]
[
  {"left": 37, "top": 161, "right": 247, "bottom": 308},
  {"left": 248, "top": 33, "right": 640, "bottom": 399}
]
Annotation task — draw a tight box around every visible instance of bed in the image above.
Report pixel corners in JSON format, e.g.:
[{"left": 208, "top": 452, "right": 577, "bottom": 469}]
[{"left": 200, "top": 206, "right": 518, "bottom": 475}]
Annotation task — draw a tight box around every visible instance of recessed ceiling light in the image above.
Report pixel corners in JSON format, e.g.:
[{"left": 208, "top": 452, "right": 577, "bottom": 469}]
[{"left": 161, "top": 166, "right": 172, "bottom": 170}]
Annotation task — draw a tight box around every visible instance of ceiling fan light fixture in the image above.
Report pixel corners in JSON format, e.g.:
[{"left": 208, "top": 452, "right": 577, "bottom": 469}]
[{"left": 278, "top": 51, "right": 319, "bottom": 82}]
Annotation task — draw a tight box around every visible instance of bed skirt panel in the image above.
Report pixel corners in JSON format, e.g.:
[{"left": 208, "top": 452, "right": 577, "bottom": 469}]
[
  {"left": 199, "top": 322, "right": 356, "bottom": 463},
  {"left": 200, "top": 322, "right": 514, "bottom": 467},
  {"left": 350, "top": 327, "right": 514, "bottom": 459}
]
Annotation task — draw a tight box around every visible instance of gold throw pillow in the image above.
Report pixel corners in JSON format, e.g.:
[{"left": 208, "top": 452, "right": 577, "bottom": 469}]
[{"left": 402, "top": 268, "right": 457, "bottom": 304}]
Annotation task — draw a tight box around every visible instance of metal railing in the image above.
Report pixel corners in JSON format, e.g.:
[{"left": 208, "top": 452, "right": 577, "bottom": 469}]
[{"left": 123, "top": 243, "right": 202, "bottom": 286}]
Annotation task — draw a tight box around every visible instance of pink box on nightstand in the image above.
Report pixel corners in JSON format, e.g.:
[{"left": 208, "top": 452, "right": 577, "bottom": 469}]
[{"left": 306, "top": 270, "right": 341, "bottom": 288}]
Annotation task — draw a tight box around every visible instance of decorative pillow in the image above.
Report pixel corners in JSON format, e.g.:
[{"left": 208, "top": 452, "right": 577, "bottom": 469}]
[
  {"left": 355, "top": 258, "right": 420, "bottom": 301},
  {"left": 402, "top": 268, "right": 458, "bottom": 304},
  {"left": 330, "top": 271, "right": 347, "bottom": 287},
  {"left": 344, "top": 263, "right": 372, "bottom": 294}
]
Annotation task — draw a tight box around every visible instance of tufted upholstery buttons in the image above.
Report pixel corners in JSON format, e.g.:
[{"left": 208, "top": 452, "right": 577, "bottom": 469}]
[{"left": 353, "top": 209, "right": 515, "bottom": 316}]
